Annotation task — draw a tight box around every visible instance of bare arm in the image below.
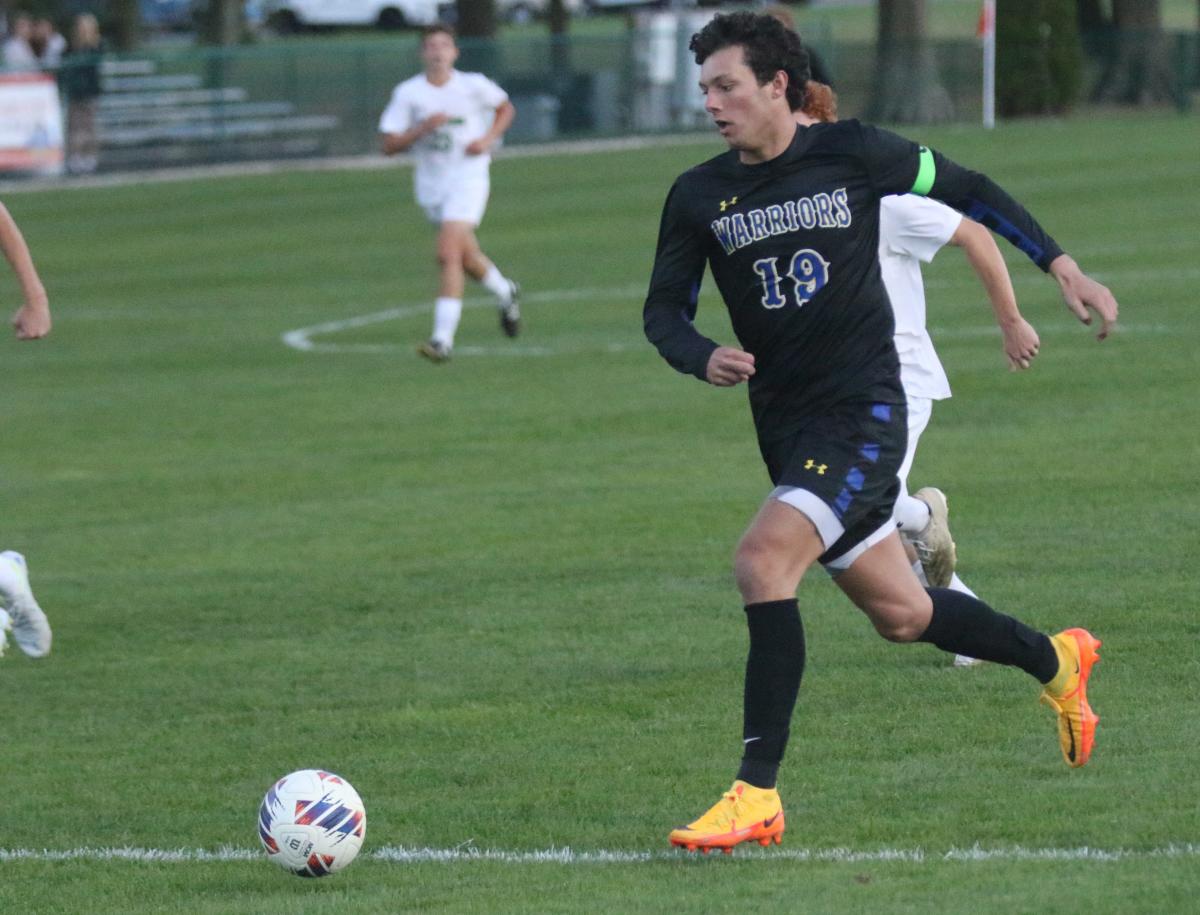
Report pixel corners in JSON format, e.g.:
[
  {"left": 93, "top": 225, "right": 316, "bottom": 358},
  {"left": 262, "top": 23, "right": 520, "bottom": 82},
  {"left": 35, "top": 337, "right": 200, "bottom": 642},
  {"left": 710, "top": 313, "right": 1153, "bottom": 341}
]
[
  {"left": 465, "top": 99, "right": 515, "bottom": 156},
  {"left": 949, "top": 217, "right": 1037, "bottom": 370},
  {"left": 380, "top": 112, "right": 448, "bottom": 156},
  {"left": 923, "top": 147, "right": 1118, "bottom": 342},
  {"left": 1, "top": 202, "right": 50, "bottom": 340},
  {"left": 1049, "top": 253, "right": 1118, "bottom": 341}
]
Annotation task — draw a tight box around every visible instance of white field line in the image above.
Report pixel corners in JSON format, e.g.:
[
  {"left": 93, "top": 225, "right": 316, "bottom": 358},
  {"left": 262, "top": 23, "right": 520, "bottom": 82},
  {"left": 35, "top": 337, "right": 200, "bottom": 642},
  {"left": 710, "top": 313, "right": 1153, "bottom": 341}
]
[
  {"left": 1, "top": 843, "right": 1197, "bottom": 865},
  {"left": 281, "top": 279, "right": 1171, "bottom": 357},
  {"left": 280, "top": 283, "right": 645, "bottom": 355}
]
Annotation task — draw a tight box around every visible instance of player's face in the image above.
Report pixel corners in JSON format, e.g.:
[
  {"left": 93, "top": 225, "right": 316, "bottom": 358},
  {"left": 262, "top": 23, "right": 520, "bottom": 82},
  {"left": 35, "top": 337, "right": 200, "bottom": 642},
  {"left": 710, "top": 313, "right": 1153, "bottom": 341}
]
[
  {"left": 699, "top": 46, "right": 786, "bottom": 159},
  {"left": 421, "top": 32, "right": 459, "bottom": 74}
]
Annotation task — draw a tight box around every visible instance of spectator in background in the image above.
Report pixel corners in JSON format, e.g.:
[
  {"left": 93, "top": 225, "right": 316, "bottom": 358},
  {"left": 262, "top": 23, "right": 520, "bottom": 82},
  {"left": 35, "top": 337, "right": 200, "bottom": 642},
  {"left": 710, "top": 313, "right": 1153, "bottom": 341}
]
[
  {"left": 61, "top": 13, "right": 103, "bottom": 175},
  {"left": 32, "top": 17, "right": 67, "bottom": 69},
  {"left": 2, "top": 12, "right": 38, "bottom": 71}
]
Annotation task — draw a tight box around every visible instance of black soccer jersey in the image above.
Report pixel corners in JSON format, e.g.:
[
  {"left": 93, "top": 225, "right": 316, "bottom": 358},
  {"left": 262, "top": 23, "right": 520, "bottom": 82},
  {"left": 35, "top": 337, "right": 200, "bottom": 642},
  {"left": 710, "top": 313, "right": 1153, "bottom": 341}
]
[{"left": 644, "top": 120, "right": 1063, "bottom": 444}]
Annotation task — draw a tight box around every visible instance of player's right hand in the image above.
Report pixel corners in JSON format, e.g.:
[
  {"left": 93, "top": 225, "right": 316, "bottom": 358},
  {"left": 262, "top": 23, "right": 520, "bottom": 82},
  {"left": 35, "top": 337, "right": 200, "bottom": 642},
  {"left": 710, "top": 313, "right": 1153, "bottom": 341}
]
[
  {"left": 12, "top": 300, "right": 51, "bottom": 340},
  {"left": 706, "top": 346, "right": 755, "bottom": 386},
  {"left": 423, "top": 113, "right": 449, "bottom": 132},
  {"left": 1000, "top": 316, "right": 1039, "bottom": 370}
]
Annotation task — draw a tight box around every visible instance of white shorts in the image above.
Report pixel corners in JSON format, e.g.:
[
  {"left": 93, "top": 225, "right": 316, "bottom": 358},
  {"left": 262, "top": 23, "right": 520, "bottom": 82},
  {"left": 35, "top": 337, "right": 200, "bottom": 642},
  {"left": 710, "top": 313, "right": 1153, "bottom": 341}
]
[
  {"left": 896, "top": 394, "right": 933, "bottom": 502},
  {"left": 417, "top": 175, "right": 490, "bottom": 226}
]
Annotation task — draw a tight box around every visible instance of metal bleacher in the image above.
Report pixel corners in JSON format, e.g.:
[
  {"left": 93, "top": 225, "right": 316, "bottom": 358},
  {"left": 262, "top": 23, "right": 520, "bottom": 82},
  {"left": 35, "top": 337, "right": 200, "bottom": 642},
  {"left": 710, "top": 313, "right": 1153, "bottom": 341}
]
[{"left": 96, "top": 58, "right": 341, "bottom": 170}]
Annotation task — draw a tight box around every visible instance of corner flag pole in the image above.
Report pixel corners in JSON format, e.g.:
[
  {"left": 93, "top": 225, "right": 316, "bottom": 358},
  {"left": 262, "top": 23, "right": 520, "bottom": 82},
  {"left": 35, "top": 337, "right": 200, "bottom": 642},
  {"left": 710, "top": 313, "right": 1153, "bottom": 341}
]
[{"left": 979, "top": 0, "right": 996, "bottom": 129}]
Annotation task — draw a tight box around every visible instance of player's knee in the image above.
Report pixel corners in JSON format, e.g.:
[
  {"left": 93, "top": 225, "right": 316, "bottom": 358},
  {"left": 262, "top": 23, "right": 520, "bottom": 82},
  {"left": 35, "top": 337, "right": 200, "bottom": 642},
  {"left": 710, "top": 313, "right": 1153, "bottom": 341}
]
[
  {"left": 436, "top": 240, "right": 463, "bottom": 266},
  {"left": 869, "top": 605, "right": 927, "bottom": 643},
  {"left": 733, "top": 538, "right": 788, "bottom": 599}
]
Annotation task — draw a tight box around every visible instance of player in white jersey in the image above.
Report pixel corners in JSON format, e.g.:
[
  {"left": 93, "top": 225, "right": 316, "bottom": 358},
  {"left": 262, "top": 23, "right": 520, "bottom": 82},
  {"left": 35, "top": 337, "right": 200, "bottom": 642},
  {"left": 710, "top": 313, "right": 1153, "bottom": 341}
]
[
  {"left": 879, "top": 192, "right": 1039, "bottom": 664},
  {"left": 2, "top": 199, "right": 53, "bottom": 659},
  {"left": 378, "top": 24, "right": 520, "bottom": 363},
  {"left": 799, "top": 83, "right": 1041, "bottom": 667}
]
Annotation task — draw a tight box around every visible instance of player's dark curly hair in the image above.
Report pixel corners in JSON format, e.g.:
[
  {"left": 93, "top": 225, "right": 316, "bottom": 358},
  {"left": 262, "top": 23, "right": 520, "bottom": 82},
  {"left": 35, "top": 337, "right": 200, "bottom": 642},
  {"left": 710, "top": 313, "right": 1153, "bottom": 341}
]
[{"left": 689, "top": 12, "right": 811, "bottom": 108}]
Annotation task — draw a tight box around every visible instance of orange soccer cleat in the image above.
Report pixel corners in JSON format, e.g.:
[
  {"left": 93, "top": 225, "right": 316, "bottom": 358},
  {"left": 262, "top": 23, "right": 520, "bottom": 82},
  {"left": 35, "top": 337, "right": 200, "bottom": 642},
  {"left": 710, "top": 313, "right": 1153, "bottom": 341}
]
[
  {"left": 669, "top": 781, "right": 785, "bottom": 854},
  {"left": 1040, "top": 628, "right": 1102, "bottom": 767}
]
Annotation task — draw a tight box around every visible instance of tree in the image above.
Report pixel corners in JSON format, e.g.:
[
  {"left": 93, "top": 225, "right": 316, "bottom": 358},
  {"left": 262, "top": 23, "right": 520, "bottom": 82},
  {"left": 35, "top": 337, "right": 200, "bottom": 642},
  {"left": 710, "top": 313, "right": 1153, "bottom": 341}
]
[
  {"left": 1090, "top": 0, "right": 1178, "bottom": 106},
  {"left": 196, "top": 0, "right": 246, "bottom": 45},
  {"left": 457, "top": 0, "right": 498, "bottom": 39},
  {"left": 546, "top": 0, "right": 571, "bottom": 78},
  {"left": 997, "top": 0, "right": 1082, "bottom": 116},
  {"left": 867, "top": 0, "right": 954, "bottom": 124},
  {"left": 108, "top": 0, "right": 141, "bottom": 50}
]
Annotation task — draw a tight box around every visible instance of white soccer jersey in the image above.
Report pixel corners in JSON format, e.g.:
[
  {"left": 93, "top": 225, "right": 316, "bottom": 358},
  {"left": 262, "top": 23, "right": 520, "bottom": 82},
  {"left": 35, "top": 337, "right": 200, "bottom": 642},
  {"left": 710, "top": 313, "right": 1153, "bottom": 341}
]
[
  {"left": 378, "top": 69, "right": 509, "bottom": 209},
  {"left": 879, "top": 194, "right": 962, "bottom": 401}
]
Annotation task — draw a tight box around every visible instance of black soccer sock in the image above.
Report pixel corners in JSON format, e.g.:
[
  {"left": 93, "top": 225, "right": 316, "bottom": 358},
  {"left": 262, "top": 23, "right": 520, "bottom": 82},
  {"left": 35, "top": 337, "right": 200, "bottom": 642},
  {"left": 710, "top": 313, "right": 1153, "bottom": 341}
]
[
  {"left": 918, "top": 588, "right": 1059, "bottom": 683},
  {"left": 736, "top": 599, "right": 806, "bottom": 789}
]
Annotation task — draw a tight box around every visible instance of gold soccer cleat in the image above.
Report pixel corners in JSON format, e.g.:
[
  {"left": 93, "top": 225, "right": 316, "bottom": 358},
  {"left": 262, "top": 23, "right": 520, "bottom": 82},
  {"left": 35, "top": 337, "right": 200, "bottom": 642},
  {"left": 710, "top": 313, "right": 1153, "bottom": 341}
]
[
  {"left": 1039, "top": 628, "right": 1102, "bottom": 767},
  {"left": 669, "top": 781, "right": 784, "bottom": 854}
]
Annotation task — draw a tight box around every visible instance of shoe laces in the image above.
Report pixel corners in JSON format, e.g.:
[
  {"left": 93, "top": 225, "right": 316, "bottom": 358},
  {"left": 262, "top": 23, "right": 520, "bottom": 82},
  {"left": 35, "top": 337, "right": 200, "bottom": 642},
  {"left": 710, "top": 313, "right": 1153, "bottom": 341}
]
[
  {"left": 910, "top": 539, "right": 934, "bottom": 563},
  {"left": 901, "top": 530, "right": 933, "bottom": 562},
  {"left": 690, "top": 790, "right": 744, "bottom": 831}
]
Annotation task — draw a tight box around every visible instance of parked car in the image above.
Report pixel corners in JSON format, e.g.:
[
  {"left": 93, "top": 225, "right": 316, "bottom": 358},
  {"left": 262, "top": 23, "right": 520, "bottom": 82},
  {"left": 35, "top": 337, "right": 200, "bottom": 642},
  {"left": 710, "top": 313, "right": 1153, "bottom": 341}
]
[
  {"left": 436, "top": 0, "right": 585, "bottom": 26},
  {"left": 584, "top": 0, "right": 668, "bottom": 12},
  {"left": 139, "top": 0, "right": 194, "bottom": 31},
  {"left": 262, "top": 0, "right": 440, "bottom": 32}
]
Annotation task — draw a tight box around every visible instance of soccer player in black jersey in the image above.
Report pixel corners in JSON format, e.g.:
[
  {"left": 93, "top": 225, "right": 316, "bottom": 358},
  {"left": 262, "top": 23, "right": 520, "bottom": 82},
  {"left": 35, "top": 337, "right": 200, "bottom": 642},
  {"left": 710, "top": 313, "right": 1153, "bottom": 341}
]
[{"left": 644, "top": 13, "right": 1117, "bottom": 855}]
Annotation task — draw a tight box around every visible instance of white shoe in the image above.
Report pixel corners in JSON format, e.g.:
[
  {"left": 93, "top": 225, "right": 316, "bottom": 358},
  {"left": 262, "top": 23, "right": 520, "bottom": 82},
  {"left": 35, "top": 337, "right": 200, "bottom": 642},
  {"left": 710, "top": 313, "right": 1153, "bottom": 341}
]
[
  {"left": 0, "top": 607, "right": 11, "bottom": 658},
  {"left": 0, "top": 551, "right": 52, "bottom": 658},
  {"left": 953, "top": 654, "right": 983, "bottom": 668},
  {"left": 910, "top": 487, "right": 957, "bottom": 588}
]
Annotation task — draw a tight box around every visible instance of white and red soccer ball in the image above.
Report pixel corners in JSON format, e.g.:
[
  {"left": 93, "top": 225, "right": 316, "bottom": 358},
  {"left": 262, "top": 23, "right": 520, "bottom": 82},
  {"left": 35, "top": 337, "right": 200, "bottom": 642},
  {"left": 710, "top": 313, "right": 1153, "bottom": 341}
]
[{"left": 258, "top": 769, "right": 366, "bottom": 877}]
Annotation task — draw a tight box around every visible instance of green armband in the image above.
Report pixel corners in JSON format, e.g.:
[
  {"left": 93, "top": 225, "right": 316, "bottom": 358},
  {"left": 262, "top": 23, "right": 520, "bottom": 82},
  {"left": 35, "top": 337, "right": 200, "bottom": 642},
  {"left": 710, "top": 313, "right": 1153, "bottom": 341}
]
[{"left": 910, "top": 146, "right": 935, "bottom": 196}]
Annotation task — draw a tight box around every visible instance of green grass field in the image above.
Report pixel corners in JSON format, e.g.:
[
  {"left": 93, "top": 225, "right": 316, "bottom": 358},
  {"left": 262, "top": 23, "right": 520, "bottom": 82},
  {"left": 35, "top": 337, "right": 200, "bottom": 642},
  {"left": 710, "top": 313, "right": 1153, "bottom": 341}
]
[{"left": 2, "top": 110, "right": 1199, "bottom": 913}]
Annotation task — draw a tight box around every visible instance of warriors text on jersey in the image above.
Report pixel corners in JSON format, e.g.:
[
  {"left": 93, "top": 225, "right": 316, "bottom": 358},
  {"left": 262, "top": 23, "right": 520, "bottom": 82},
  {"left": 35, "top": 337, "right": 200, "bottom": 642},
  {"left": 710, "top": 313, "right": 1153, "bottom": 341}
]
[{"left": 644, "top": 120, "right": 1063, "bottom": 446}]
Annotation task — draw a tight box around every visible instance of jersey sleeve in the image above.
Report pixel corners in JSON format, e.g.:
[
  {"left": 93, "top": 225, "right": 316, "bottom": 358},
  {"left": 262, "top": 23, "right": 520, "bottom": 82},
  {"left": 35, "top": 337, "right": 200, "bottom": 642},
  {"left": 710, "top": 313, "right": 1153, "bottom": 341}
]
[
  {"left": 643, "top": 180, "right": 719, "bottom": 381},
  {"left": 857, "top": 121, "right": 1065, "bottom": 272},
  {"left": 378, "top": 84, "right": 412, "bottom": 134},
  {"left": 922, "top": 148, "right": 1064, "bottom": 271},
  {"left": 469, "top": 73, "right": 509, "bottom": 110},
  {"left": 854, "top": 122, "right": 924, "bottom": 198},
  {"left": 879, "top": 195, "right": 962, "bottom": 263}
]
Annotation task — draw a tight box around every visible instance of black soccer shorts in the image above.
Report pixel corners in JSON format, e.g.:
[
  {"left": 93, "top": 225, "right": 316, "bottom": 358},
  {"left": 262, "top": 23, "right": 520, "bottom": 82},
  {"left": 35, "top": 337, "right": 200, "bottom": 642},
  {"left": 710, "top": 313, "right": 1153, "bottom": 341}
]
[{"left": 759, "top": 398, "right": 908, "bottom": 571}]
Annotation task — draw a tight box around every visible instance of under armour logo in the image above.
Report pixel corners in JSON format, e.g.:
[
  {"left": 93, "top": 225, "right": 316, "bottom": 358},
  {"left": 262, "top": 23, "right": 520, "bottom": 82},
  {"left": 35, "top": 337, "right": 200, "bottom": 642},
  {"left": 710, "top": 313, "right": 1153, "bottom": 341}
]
[
  {"left": 719, "top": 196, "right": 738, "bottom": 212},
  {"left": 804, "top": 459, "right": 827, "bottom": 475}
]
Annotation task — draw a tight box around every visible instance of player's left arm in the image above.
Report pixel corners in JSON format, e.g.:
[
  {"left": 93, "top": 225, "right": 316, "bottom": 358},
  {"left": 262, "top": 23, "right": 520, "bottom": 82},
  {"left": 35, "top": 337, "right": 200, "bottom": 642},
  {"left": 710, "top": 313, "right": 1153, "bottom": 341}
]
[
  {"left": 949, "top": 217, "right": 1038, "bottom": 370},
  {"left": 917, "top": 148, "right": 1118, "bottom": 340},
  {"left": 465, "top": 99, "right": 515, "bottom": 156}
]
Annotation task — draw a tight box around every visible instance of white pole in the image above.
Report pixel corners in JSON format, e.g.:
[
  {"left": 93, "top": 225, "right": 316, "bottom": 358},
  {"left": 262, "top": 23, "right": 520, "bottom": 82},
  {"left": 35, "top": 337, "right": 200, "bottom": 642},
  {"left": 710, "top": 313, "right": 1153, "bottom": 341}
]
[{"left": 981, "top": 0, "right": 996, "bottom": 129}]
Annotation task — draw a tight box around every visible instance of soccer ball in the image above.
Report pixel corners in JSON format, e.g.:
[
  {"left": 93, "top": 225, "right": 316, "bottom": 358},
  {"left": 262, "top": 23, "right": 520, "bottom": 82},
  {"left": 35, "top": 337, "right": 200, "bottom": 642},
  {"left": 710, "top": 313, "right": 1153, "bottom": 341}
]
[{"left": 258, "top": 769, "right": 367, "bottom": 877}]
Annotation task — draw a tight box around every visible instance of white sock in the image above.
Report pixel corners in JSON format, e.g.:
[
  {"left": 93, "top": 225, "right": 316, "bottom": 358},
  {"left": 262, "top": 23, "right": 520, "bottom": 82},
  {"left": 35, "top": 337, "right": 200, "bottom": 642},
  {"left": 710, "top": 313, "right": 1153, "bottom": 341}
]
[
  {"left": 432, "top": 297, "right": 463, "bottom": 347},
  {"left": 947, "top": 572, "right": 977, "bottom": 598},
  {"left": 481, "top": 265, "right": 512, "bottom": 305},
  {"left": 911, "top": 560, "right": 929, "bottom": 587},
  {"left": 894, "top": 494, "right": 932, "bottom": 533}
]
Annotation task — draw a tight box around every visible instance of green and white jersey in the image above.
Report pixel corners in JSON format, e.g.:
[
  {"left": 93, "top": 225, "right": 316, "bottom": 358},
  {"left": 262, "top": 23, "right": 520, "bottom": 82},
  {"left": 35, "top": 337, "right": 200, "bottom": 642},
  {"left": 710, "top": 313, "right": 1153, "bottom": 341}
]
[{"left": 378, "top": 69, "right": 509, "bottom": 201}]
